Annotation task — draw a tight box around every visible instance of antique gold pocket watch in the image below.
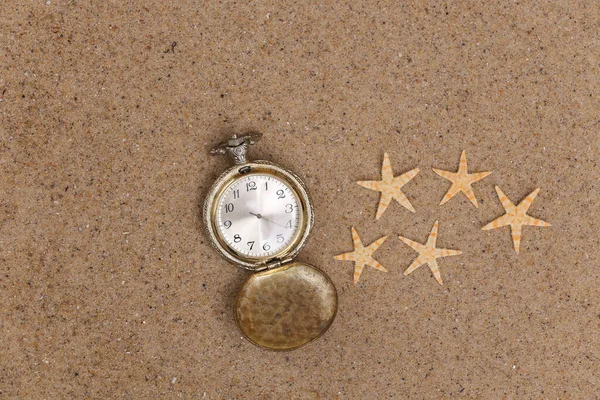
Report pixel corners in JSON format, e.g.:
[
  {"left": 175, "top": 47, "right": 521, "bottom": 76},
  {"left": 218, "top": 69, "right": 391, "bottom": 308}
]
[{"left": 203, "top": 133, "right": 337, "bottom": 351}]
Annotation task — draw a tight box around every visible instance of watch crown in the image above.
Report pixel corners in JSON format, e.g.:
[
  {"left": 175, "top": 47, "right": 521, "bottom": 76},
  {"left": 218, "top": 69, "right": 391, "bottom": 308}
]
[{"left": 210, "top": 132, "right": 262, "bottom": 165}]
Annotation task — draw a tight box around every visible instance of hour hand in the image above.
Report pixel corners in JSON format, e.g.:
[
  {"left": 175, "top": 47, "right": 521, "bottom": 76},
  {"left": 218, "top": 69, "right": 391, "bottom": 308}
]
[{"left": 249, "top": 212, "right": 262, "bottom": 219}]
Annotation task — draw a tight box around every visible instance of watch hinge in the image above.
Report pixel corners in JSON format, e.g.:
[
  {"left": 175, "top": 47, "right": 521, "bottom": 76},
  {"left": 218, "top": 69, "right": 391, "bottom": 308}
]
[{"left": 264, "top": 257, "right": 293, "bottom": 270}]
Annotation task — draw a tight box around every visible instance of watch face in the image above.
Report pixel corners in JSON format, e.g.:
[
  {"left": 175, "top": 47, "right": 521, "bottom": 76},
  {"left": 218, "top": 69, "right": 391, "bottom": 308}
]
[{"left": 216, "top": 173, "right": 302, "bottom": 258}]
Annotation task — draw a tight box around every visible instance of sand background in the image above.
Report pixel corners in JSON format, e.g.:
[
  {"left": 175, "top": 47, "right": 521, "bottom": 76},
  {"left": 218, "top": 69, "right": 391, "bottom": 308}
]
[{"left": 1, "top": 1, "right": 599, "bottom": 398}]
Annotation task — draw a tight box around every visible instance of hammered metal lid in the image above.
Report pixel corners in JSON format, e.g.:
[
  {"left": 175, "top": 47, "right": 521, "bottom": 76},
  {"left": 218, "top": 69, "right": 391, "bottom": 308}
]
[{"left": 235, "top": 262, "right": 338, "bottom": 350}]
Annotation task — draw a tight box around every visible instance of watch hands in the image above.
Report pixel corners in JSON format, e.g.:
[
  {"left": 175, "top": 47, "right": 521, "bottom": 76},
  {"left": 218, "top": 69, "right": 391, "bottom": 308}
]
[
  {"left": 249, "top": 212, "right": 287, "bottom": 228},
  {"left": 262, "top": 216, "right": 288, "bottom": 229}
]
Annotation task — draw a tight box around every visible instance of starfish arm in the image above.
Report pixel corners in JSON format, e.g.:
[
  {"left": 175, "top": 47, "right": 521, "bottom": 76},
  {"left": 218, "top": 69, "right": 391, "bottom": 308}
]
[
  {"left": 398, "top": 235, "right": 425, "bottom": 252},
  {"left": 375, "top": 190, "right": 393, "bottom": 219},
  {"left": 522, "top": 215, "right": 551, "bottom": 227},
  {"left": 435, "top": 248, "right": 463, "bottom": 258},
  {"left": 427, "top": 220, "right": 439, "bottom": 247},
  {"left": 482, "top": 214, "right": 512, "bottom": 230},
  {"left": 367, "top": 235, "right": 388, "bottom": 252},
  {"left": 403, "top": 255, "right": 426, "bottom": 276},
  {"left": 357, "top": 180, "right": 382, "bottom": 191},
  {"left": 334, "top": 251, "right": 358, "bottom": 262},
  {"left": 510, "top": 223, "right": 523, "bottom": 253},
  {"left": 517, "top": 188, "right": 540, "bottom": 214},
  {"left": 381, "top": 153, "right": 394, "bottom": 182},
  {"left": 350, "top": 227, "right": 364, "bottom": 248},
  {"left": 428, "top": 259, "right": 444, "bottom": 285},
  {"left": 461, "top": 185, "right": 479, "bottom": 208},
  {"left": 353, "top": 261, "right": 366, "bottom": 284},
  {"left": 432, "top": 168, "right": 457, "bottom": 182},
  {"left": 395, "top": 167, "right": 420, "bottom": 186},
  {"left": 458, "top": 150, "right": 468, "bottom": 173},
  {"left": 469, "top": 171, "right": 492, "bottom": 183},
  {"left": 353, "top": 257, "right": 387, "bottom": 284},
  {"left": 392, "top": 189, "right": 416, "bottom": 213},
  {"left": 495, "top": 186, "right": 515, "bottom": 211},
  {"left": 439, "top": 183, "right": 462, "bottom": 206},
  {"left": 367, "top": 256, "right": 388, "bottom": 273}
]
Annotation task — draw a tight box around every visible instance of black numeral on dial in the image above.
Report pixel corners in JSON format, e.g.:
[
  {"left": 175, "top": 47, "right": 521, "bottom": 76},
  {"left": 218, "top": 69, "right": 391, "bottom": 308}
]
[
  {"left": 247, "top": 241, "right": 254, "bottom": 250},
  {"left": 224, "top": 220, "right": 232, "bottom": 229},
  {"left": 263, "top": 242, "right": 271, "bottom": 251},
  {"left": 234, "top": 234, "right": 241, "bottom": 243},
  {"left": 276, "top": 234, "right": 284, "bottom": 243},
  {"left": 276, "top": 189, "right": 285, "bottom": 199},
  {"left": 246, "top": 181, "right": 256, "bottom": 191},
  {"left": 225, "top": 203, "right": 234, "bottom": 213}
]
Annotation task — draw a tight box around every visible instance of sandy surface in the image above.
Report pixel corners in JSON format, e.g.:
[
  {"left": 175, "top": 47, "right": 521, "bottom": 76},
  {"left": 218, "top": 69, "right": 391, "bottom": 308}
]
[{"left": 1, "top": 1, "right": 599, "bottom": 398}]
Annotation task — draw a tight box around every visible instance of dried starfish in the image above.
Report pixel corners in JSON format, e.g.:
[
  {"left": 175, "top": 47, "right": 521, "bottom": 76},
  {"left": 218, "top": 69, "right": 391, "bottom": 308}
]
[
  {"left": 334, "top": 227, "right": 388, "bottom": 284},
  {"left": 357, "top": 153, "right": 419, "bottom": 219},
  {"left": 482, "top": 186, "right": 551, "bottom": 253},
  {"left": 433, "top": 150, "right": 491, "bottom": 208},
  {"left": 399, "top": 221, "right": 462, "bottom": 285}
]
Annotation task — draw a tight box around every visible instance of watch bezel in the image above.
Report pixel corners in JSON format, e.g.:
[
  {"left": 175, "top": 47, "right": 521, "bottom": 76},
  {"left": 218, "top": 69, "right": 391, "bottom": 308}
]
[{"left": 203, "top": 160, "right": 314, "bottom": 271}]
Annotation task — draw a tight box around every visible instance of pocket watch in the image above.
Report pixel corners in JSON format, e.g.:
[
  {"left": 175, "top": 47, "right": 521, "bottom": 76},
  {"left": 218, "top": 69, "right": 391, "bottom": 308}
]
[{"left": 203, "top": 133, "right": 338, "bottom": 351}]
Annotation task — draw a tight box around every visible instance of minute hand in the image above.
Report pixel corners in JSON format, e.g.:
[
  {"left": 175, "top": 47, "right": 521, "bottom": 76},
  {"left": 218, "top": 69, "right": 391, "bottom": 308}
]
[
  {"left": 249, "top": 212, "right": 288, "bottom": 229},
  {"left": 260, "top": 215, "right": 288, "bottom": 229}
]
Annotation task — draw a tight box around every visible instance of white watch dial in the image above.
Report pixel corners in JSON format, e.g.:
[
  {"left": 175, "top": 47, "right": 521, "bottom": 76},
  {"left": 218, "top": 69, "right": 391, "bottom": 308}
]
[{"left": 217, "top": 174, "right": 301, "bottom": 258}]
